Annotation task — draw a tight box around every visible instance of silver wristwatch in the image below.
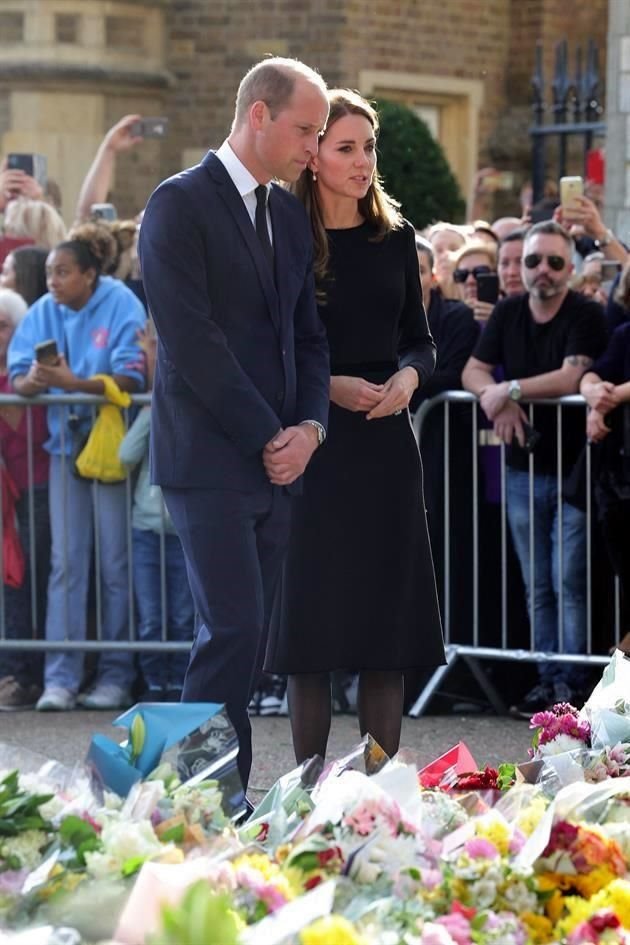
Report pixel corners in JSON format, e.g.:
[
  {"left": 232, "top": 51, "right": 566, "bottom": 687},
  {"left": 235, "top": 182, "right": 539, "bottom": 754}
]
[
  {"left": 300, "top": 419, "right": 326, "bottom": 446},
  {"left": 507, "top": 379, "right": 522, "bottom": 402}
]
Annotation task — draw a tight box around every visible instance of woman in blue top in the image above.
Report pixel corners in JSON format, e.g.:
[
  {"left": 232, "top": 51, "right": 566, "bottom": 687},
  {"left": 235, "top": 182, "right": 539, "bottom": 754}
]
[{"left": 9, "top": 222, "right": 146, "bottom": 711}]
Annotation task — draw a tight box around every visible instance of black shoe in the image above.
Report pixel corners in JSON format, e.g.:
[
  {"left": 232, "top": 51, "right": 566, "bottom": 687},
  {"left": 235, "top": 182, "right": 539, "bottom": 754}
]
[
  {"left": 233, "top": 795, "right": 256, "bottom": 826},
  {"left": 509, "top": 682, "right": 553, "bottom": 720}
]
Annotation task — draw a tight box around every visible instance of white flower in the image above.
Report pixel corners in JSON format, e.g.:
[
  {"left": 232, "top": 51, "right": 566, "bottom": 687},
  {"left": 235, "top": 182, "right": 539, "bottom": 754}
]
[
  {"left": 0, "top": 830, "right": 48, "bottom": 870},
  {"left": 501, "top": 878, "right": 538, "bottom": 913},
  {"left": 536, "top": 734, "right": 586, "bottom": 756},
  {"left": 84, "top": 819, "right": 165, "bottom": 879},
  {"left": 469, "top": 878, "right": 499, "bottom": 909}
]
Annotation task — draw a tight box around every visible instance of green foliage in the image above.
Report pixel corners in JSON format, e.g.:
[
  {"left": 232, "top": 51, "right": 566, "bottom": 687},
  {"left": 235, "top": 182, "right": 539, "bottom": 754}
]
[
  {"left": 58, "top": 814, "right": 101, "bottom": 867},
  {"left": 0, "top": 770, "right": 53, "bottom": 837},
  {"left": 374, "top": 98, "right": 466, "bottom": 229},
  {"left": 150, "top": 881, "right": 241, "bottom": 945}
]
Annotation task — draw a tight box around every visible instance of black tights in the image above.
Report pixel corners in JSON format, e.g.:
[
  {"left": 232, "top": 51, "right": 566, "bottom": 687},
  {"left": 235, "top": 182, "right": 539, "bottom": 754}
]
[{"left": 287, "top": 670, "right": 404, "bottom": 764}]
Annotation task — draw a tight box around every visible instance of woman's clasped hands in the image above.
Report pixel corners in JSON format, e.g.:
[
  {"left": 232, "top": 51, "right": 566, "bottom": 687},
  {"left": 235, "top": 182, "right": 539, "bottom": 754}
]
[{"left": 330, "top": 366, "right": 419, "bottom": 419}]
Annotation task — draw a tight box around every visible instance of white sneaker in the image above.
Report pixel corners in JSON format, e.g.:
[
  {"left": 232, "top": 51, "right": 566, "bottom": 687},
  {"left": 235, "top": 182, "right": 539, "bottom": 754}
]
[
  {"left": 36, "top": 687, "right": 76, "bottom": 711},
  {"left": 77, "top": 683, "right": 131, "bottom": 710}
]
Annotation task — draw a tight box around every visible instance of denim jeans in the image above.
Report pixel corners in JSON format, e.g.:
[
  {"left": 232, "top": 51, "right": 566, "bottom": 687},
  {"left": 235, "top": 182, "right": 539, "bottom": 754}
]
[
  {"left": 132, "top": 528, "right": 194, "bottom": 690},
  {"left": 506, "top": 469, "right": 586, "bottom": 686},
  {"left": 44, "top": 456, "right": 134, "bottom": 692}
]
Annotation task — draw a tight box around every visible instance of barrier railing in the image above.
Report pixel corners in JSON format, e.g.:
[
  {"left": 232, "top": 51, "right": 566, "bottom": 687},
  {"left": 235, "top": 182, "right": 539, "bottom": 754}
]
[
  {"left": 0, "top": 391, "right": 190, "bottom": 655},
  {"left": 0, "top": 391, "right": 624, "bottom": 710},
  {"left": 408, "top": 391, "right": 621, "bottom": 716}
]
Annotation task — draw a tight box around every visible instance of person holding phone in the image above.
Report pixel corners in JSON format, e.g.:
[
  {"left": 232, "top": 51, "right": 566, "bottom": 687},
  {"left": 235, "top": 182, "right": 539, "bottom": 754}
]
[
  {"left": 265, "top": 90, "right": 444, "bottom": 764},
  {"left": 452, "top": 241, "right": 498, "bottom": 322},
  {"left": 462, "top": 220, "right": 608, "bottom": 716},
  {"left": 8, "top": 222, "right": 146, "bottom": 712}
]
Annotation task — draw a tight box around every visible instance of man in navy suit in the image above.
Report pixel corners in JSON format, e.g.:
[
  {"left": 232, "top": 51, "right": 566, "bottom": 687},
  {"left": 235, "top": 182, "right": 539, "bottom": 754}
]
[{"left": 139, "top": 58, "right": 330, "bottom": 790}]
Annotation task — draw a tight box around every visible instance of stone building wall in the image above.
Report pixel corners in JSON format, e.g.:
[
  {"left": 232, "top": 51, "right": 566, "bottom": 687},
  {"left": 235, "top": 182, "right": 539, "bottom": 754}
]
[{"left": 0, "top": 0, "right": 610, "bottom": 222}]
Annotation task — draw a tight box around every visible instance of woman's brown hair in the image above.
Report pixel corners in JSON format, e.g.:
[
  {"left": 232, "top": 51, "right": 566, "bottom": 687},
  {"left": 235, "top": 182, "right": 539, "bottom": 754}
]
[{"left": 292, "top": 89, "right": 403, "bottom": 289}]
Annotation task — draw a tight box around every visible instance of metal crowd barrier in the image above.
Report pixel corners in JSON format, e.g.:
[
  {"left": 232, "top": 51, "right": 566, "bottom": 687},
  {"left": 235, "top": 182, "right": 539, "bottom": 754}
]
[
  {"left": 0, "top": 392, "right": 190, "bottom": 656},
  {"left": 408, "top": 391, "right": 621, "bottom": 717},
  {"left": 0, "top": 391, "right": 624, "bottom": 707}
]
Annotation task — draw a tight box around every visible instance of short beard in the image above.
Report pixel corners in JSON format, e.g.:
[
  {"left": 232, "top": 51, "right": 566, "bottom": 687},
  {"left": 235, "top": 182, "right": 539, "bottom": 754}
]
[{"left": 528, "top": 281, "right": 563, "bottom": 301}]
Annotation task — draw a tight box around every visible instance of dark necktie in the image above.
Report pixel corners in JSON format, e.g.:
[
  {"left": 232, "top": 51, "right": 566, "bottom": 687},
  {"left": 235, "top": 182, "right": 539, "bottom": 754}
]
[{"left": 255, "top": 184, "right": 274, "bottom": 270}]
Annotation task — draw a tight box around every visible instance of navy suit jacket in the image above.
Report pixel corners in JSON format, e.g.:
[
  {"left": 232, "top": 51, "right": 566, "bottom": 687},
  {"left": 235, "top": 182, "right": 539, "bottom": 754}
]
[{"left": 139, "top": 151, "right": 330, "bottom": 492}]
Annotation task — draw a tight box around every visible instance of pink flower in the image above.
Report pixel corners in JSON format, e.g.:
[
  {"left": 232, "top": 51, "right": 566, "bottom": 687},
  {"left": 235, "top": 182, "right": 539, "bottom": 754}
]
[
  {"left": 435, "top": 912, "right": 473, "bottom": 945},
  {"left": 509, "top": 828, "right": 526, "bottom": 854},
  {"left": 464, "top": 837, "right": 499, "bottom": 859}
]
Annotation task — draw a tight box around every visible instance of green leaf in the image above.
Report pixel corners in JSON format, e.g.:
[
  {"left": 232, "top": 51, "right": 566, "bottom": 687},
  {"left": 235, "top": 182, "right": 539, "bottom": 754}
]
[
  {"left": 159, "top": 823, "right": 185, "bottom": 844},
  {"left": 497, "top": 763, "right": 516, "bottom": 791},
  {"left": 149, "top": 884, "right": 241, "bottom": 945},
  {"left": 121, "top": 855, "right": 147, "bottom": 877},
  {"left": 59, "top": 815, "right": 99, "bottom": 849}
]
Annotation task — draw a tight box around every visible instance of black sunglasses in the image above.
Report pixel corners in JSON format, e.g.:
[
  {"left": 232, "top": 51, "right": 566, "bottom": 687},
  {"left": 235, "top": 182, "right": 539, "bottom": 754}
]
[
  {"left": 523, "top": 253, "right": 566, "bottom": 271},
  {"left": 453, "top": 264, "right": 492, "bottom": 284}
]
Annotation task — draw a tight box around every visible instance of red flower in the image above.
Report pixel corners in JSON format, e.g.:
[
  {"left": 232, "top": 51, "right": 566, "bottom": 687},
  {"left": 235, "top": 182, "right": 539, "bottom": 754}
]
[
  {"left": 255, "top": 822, "right": 269, "bottom": 843},
  {"left": 304, "top": 875, "right": 323, "bottom": 891},
  {"left": 453, "top": 766, "right": 500, "bottom": 791},
  {"left": 589, "top": 911, "right": 621, "bottom": 932},
  {"left": 452, "top": 900, "right": 477, "bottom": 919}
]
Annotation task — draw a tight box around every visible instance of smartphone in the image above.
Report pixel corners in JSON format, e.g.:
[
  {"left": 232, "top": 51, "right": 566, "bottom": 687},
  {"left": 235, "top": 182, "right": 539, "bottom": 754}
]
[
  {"left": 601, "top": 260, "right": 622, "bottom": 282},
  {"left": 483, "top": 171, "right": 515, "bottom": 191},
  {"left": 522, "top": 421, "right": 541, "bottom": 454},
  {"left": 130, "top": 117, "right": 169, "bottom": 139},
  {"left": 476, "top": 272, "right": 500, "bottom": 305},
  {"left": 34, "top": 339, "right": 59, "bottom": 365},
  {"left": 559, "top": 175, "right": 584, "bottom": 210},
  {"left": 7, "top": 153, "right": 48, "bottom": 188},
  {"left": 90, "top": 203, "right": 118, "bottom": 221}
]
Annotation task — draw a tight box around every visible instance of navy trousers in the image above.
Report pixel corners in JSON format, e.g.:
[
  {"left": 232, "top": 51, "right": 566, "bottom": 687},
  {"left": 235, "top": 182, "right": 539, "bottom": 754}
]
[{"left": 162, "top": 485, "right": 292, "bottom": 790}]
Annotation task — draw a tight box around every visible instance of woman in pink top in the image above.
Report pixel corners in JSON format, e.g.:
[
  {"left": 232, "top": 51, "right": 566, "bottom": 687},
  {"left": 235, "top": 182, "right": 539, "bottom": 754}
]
[{"left": 0, "top": 288, "right": 50, "bottom": 709}]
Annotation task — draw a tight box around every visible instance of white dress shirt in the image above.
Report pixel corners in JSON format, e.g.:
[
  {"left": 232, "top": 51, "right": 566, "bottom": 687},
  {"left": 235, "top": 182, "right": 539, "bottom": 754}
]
[{"left": 215, "top": 140, "right": 273, "bottom": 244}]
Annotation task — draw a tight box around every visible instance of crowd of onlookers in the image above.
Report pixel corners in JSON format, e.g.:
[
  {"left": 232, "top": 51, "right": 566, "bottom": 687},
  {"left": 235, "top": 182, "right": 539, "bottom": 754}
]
[
  {"left": 0, "top": 114, "right": 629, "bottom": 717},
  {"left": 0, "top": 116, "right": 194, "bottom": 712}
]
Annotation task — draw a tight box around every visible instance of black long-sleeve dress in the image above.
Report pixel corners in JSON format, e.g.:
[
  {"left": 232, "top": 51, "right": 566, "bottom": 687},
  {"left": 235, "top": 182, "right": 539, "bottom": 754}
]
[{"left": 265, "top": 220, "right": 445, "bottom": 673}]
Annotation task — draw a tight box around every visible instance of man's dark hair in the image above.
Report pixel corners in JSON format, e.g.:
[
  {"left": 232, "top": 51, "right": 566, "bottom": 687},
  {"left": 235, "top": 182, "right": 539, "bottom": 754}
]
[
  {"left": 499, "top": 227, "right": 528, "bottom": 247},
  {"left": 525, "top": 219, "right": 573, "bottom": 250}
]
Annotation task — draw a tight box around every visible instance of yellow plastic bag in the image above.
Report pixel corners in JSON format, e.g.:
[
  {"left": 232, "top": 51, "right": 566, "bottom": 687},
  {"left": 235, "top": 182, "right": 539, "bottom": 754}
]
[{"left": 75, "top": 375, "right": 132, "bottom": 483}]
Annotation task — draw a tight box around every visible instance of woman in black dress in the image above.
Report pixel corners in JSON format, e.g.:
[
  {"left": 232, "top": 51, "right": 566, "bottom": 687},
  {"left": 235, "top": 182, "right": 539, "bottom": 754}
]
[{"left": 265, "top": 90, "right": 444, "bottom": 761}]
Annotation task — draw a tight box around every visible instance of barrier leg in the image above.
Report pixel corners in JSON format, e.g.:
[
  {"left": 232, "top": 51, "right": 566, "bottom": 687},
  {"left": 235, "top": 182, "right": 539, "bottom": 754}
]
[{"left": 407, "top": 645, "right": 459, "bottom": 717}]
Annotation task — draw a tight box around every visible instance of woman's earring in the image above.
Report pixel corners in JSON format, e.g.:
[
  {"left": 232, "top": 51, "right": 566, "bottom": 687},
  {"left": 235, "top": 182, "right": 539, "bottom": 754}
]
[{"left": 312, "top": 170, "right": 317, "bottom": 182}]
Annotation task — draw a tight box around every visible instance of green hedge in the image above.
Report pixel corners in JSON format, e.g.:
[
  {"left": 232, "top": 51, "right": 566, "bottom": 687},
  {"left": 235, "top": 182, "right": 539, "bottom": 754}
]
[{"left": 375, "top": 98, "right": 466, "bottom": 228}]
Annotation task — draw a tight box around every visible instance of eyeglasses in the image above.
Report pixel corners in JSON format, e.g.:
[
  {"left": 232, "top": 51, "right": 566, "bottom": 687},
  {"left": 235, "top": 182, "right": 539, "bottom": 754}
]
[
  {"left": 523, "top": 253, "right": 566, "bottom": 271},
  {"left": 453, "top": 265, "right": 492, "bottom": 284}
]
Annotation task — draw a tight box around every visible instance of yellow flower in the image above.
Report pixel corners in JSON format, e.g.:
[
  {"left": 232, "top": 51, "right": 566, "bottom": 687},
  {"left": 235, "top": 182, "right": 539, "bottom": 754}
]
[
  {"left": 300, "top": 915, "right": 367, "bottom": 945},
  {"left": 554, "top": 895, "right": 595, "bottom": 937},
  {"left": 572, "top": 865, "right": 617, "bottom": 898},
  {"left": 475, "top": 812, "right": 511, "bottom": 855},
  {"left": 520, "top": 911, "right": 555, "bottom": 944},
  {"left": 592, "top": 878, "right": 630, "bottom": 928},
  {"left": 233, "top": 852, "right": 279, "bottom": 881},
  {"left": 516, "top": 796, "right": 549, "bottom": 837}
]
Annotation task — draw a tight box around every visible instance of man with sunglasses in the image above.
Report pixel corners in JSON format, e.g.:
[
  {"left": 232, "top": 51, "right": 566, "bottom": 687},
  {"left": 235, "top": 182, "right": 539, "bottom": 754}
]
[{"left": 462, "top": 221, "right": 607, "bottom": 717}]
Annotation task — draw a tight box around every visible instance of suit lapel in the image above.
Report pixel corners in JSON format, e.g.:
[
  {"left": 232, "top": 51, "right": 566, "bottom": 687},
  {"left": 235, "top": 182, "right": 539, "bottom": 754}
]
[
  {"left": 204, "top": 154, "right": 280, "bottom": 334},
  {"left": 269, "top": 189, "right": 291, "bottom": 336}
]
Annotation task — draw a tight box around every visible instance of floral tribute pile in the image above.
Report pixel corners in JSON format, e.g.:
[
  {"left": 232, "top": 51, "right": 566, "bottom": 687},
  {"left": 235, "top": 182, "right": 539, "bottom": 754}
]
[{"left": 0, "top": 652, "right": 629, "bottom": 945}]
